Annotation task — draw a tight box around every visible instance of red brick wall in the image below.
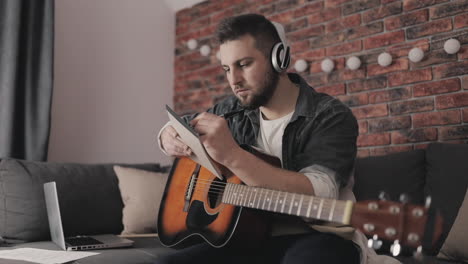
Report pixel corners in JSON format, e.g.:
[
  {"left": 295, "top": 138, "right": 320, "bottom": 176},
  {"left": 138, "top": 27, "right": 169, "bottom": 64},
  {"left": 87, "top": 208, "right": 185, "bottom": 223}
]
[{"left": 174, "top": 0, "right": 468, "bottom": 157}]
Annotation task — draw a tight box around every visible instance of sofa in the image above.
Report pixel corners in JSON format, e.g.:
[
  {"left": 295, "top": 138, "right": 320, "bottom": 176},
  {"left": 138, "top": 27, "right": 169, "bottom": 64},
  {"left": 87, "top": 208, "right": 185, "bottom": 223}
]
[{"left": 0, "top": 142, "right": 466, "bottom": 264}]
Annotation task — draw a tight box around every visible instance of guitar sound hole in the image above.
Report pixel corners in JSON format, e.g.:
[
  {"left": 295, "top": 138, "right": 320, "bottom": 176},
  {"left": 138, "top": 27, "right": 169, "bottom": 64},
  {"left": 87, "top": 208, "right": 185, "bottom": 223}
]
[{"left": 207, "top": 177, "right": 225, "bottom": 208}]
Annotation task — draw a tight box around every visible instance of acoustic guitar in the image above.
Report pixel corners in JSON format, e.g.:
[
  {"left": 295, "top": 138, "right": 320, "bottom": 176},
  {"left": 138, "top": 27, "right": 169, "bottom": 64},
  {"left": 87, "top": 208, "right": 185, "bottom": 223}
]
[{"left": 158, "top": 154, "right": 443, "bottom": 256}]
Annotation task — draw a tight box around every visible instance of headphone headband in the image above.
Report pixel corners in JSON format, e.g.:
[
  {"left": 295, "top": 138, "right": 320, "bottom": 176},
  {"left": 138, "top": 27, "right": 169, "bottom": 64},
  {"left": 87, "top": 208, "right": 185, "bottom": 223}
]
[
  {"left": 271, "top": 21, "right": 288, "bottom": 48},
  {"left": 270, "top": 21, "right": 291, "bottom": 72}
]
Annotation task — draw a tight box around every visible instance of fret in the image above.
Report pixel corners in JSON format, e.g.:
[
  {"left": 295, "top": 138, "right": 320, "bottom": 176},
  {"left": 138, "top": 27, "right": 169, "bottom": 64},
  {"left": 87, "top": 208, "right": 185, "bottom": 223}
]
[
  {"left": 336, "top": 201, "right": 347, "bottom": 223},
  {"left": 288, "top": 193, "right": 295, "bottom": 215},
  {"left": 244, "top": 185, "right": 250, "bottom": 207},
  {"left": 311, "top": 198, "right": 320, "bottom": 219},
  {"left": 280, "top": 192, "right": 287, "bottom": 213},
  {"left": 306, "top": 196, "right": 313, "bottom": 218},
  {"left": 254, "top": 188, "right": 259, "bottom": 208},
  {"left": 222, "top": 184, "right": 227, "bottom": 203},
  {"left": 232, "top": 184, "right": 238, "bottom": 205},
  {"left": 233, "top": 184, "right": 240, "bottom": 206},
  {"left": 250, "top": 188, "right": 257, "bottom": 208},
  {"left": 320, "top": 200, "right": 328, "bottom": 219},
  {"left": 245, "top": 187, "right": 251, "bottom": 207},
  {"left": 297, "top": 194, "right": 304, "bottom": 216},
  {"left": 257, "top": 188, "right": 263, "bottom": 209},
  {"left": 246, "top": 186, "right": 253, "bottom": 207},
  {"left": 268, "top": 190, "right": 274, "bottom": 211},
  {"left": 236, "top": 185, "right": 242, "bottom": 205},
  {"left": 274, "top": 190, "right": 280, "bottom": 212},
  {"left": 223, "top": 184, "right": 230, "bottom": 203},
  {"left": 226, "top": 183, "right": 234, "bottom": 204},
  {"left": 317, "top": 199, "right": 324, "bottom": 220},
  {"left": 329, "top": 199, "right": 336, "bottom": 221},
  {"left": 262, "top": 189, "right": 268, "bottom": 210},
  {"left": 230, "top": 184, "right": 236, "bottom": 204},
  {"left": 239, "top": 185, "right": 246, "bottom": 206}
]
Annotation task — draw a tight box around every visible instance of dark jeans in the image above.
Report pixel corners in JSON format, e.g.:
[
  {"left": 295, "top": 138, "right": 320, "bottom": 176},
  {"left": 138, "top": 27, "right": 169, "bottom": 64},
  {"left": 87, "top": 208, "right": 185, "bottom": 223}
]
[{"left": 155, "top": 231, "right": 360, "bottom": 264}]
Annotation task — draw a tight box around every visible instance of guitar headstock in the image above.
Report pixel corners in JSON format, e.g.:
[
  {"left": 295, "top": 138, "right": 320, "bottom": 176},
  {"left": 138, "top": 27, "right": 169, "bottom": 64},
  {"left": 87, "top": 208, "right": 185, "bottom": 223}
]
[{"left": 351, "top": 197, "right": 443, "bottom": 257}]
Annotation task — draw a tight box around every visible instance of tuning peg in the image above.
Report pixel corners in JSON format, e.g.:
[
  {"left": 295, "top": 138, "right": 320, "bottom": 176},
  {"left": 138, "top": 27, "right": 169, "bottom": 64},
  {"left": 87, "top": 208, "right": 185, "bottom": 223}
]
[
  {"left": 367, "top": 234, "right": 383, "bottom": 250},
  {"left": 425, "top": 196, "right": 432, "bottom": 208},
  {"left": 399, "top": 193, "right": 410, "bottom": 203},
  {"left": 390, "top": 240, "right": 401, "bottom": 257},
  {"left": 413, "top": 245, "right": 424, "bottom": 261},
  {"left": 379, "top": 191, "right": 390, "bottom": 201}
]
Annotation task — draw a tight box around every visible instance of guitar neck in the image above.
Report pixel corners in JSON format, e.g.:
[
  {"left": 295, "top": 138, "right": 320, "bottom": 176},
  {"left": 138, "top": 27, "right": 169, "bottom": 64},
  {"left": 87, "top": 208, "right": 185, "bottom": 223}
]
[{"left": 222, "top": 183, "right": 354, "bottom": 225}]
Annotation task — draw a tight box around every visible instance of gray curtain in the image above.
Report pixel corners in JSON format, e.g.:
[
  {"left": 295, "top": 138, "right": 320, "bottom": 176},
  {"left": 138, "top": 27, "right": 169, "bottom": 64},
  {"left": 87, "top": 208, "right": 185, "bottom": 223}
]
[{"left": 0, "top": 0, "right": 54, "bottom": 161}]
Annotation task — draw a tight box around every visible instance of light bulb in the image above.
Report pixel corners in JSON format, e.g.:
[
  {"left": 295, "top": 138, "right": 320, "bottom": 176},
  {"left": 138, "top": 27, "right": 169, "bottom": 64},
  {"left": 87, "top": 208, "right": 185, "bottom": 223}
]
[
  {"left": 378, "top": 52, "right": 392, "bottom": 67},
  {"left": 321, "top": 58, "right": 334, "bottom": 73},
  {"left": 294, "top": 59, "right": 308, "bottom": 72},
  {"left": 187, "top": 39, "right": 197, "bottom": 50},
  {"left": 408, "top": 47, "right": 424, "bottom": 62},
  {"left": 200, "top": 45, "right": 211, "bottom": 56},
  {"left": 444, "top": 39, "right": 460, "bottom": 54},
  {"left": 346, "top": 56, "right": 361, "bottom": 70}
]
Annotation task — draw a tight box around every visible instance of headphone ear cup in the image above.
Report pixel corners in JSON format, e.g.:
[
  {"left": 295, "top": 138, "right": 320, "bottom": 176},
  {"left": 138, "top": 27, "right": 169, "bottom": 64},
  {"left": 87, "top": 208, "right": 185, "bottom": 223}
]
[
  {"left": 271, "top": 42, "right": 285, "bottom": 72},
  {"left": 281, "top": 46, "right": 291, "bottom": 70}
]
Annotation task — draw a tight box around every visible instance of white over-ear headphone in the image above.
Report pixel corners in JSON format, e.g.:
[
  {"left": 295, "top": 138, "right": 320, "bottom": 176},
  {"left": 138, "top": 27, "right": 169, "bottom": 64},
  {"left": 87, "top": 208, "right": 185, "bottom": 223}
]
[{"left": 271, "top": 21, "right": 291, "bottom": 73}]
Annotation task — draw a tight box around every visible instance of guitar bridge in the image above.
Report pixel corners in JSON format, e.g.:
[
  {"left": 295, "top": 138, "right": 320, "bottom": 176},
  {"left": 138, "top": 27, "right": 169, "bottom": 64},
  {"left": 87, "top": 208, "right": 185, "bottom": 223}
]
[{"left": 183, "top": 164, "right": 201, "bottom": 212}]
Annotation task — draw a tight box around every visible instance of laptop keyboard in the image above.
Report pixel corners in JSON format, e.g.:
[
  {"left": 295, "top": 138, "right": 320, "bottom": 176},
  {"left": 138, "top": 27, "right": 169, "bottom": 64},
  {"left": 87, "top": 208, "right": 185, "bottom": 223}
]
[{"left": 66, "top": 236, "right": 103, "bottom": 246}]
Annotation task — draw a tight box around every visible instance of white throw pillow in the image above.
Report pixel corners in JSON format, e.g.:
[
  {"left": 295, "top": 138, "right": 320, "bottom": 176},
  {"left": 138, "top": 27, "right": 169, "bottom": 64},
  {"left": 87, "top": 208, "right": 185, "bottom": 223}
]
[{"left": 113, "top": 165, "right": 168, "bottom": 235}]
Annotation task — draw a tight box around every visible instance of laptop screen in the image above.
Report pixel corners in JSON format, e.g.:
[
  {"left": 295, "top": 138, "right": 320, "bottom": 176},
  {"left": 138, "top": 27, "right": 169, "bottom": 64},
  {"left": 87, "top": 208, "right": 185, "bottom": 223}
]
[{"left": 44, "top": 181, "right": 67, "bottom": 250}]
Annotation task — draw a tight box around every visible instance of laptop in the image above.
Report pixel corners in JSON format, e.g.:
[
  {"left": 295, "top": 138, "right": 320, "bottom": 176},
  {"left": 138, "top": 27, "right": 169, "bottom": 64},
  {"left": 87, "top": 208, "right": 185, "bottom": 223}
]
[{"left": 44, "top": 181, "right": 134, "bottom": 251}]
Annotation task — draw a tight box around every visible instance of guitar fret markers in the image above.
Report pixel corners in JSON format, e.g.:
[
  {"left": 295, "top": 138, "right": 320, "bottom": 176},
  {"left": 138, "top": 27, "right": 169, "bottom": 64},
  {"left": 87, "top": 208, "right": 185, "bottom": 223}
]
[
  {"left": 280, "top": 193, "right": 286, "bottom": 213},
  {"left": 298, "top": 194, "right": 304, "bottom": 216},
  {"left": 288, "top": 193, "right": 295, "bottom": 215},
  {"left": 222, "top": 183, "right": 350, "bottom": 224}
]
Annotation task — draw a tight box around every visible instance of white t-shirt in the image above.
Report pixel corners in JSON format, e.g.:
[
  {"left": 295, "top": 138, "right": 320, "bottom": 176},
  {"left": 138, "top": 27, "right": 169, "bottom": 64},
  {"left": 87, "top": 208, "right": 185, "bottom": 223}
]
[{"left": 257, "top": 111, "right": 338, "bottom": 199}]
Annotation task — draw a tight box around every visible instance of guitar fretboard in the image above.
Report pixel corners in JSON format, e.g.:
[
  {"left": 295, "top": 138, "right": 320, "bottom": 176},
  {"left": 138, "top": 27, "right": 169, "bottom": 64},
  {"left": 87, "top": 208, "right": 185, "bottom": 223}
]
[{"left": 222, "top": 183, "right": 353, "bottom": 224}]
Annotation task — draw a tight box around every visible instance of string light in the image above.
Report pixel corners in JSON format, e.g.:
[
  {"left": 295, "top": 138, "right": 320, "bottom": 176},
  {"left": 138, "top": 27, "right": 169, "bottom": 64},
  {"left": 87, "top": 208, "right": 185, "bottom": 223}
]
[
  {"left": 200, "top": 45, "right": 211, "bottom": 56},
  {"left": 343, "top": 31, "right": 466, "bottom": 58},
  {"left": 294, "top": 59, "right": 308, "bottom": 72},
  {"left": 444, "top": 38, "right": 461, "bottom": 54},
  {"left": 378, "top": 52, "right": 392, "bottom": 67},
  {"left": 321, "top": 58, "right": 334, "bottom": 73},
  {"left": 187, "top": 39, "right": 198, "bottom": 50},
  {"left": 346, "top": 56, "right": 361, "bottom": 70},
  {"left": 408, "top": 47, "right": 424, "bottom": 62}
]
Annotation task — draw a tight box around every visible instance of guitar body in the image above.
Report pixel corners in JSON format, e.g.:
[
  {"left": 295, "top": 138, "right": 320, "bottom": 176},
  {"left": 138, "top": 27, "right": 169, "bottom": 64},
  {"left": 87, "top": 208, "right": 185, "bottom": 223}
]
[
  {"left": 158, "top": 150, "right": 444, "bottom": 254},
  {"left": 158, "top": 157, "right": 271, "bottom": 249}
]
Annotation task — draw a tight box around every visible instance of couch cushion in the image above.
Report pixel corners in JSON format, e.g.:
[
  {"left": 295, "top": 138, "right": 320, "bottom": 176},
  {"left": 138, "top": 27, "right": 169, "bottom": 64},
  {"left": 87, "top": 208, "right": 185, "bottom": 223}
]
[
  {"left": 353, "top": 149, "right": 426, "bottom": 204},
  {"left": 0, "top": 158, "right": 162, "bottom": 242},
  {"left": 425, "top": 143, "right": 468, "bottom": 253},
  {"left": 114, "top": 166, "right": 168, "bottom": 235},
  {"left": 437, "top": 188, "right": 468, "bottom": 262}
]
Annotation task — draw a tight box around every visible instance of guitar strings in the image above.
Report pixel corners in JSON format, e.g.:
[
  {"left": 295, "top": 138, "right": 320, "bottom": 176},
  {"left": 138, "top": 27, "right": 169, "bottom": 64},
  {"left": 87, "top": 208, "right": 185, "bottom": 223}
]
[
  {"left": 185, "top": 183, "right": 343, "bottom": 217},
  {"left": 188, "top": 177, "right": 325, "bottom": 204},
  {"left": 187, "top": 185, "right": 341, "bottom": 217},
  {"left": 187, "top": 178, "right": 340, "bottom": 206},
  {"left": 188, "top": 177, "right": 336, "bottom": 207}
]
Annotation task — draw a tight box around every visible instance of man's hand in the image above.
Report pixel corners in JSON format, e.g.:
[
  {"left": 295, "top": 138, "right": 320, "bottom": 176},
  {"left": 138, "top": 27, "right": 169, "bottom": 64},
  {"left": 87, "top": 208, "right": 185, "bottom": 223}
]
[
  {"left": 190, "top": 112, "right": 241, "bottom": 166},
  {"left": 160, "top": 125, "right": 192, "bottom": 157}
]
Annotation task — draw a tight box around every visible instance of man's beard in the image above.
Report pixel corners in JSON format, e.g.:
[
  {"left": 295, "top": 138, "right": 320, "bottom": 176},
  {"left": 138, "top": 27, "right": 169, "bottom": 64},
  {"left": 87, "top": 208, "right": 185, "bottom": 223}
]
[{"left": 238, "top": 67, "right": 280, "bottom": 109}]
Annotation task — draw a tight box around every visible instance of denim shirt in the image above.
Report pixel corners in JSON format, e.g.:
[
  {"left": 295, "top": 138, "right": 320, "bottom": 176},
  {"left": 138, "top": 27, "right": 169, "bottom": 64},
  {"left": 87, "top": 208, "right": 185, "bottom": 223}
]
[{"left": 182, "top": 73, "right": 358, "bottom": 187}]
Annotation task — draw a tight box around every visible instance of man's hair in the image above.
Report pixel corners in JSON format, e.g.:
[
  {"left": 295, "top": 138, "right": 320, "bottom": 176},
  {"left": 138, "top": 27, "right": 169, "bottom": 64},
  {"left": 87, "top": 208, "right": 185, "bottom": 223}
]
[{"left": 215, "top": 14, "right": 282, "bottom": 59}]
